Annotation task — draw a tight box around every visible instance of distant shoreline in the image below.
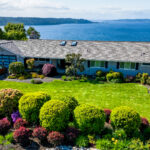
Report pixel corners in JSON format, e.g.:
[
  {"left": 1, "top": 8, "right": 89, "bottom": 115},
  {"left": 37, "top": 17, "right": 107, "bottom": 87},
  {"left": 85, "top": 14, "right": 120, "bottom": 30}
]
[{"left": 0, "top": 17, "right": 93, "bottom": 26}]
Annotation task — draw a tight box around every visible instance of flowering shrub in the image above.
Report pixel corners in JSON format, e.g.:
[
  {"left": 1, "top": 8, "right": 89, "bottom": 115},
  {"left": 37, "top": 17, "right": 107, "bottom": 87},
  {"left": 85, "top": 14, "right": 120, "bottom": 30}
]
[
  {"left": 26, "top": 58, "right": 35, "bottom": 69},
  {"left": 0, "top": 118, "right": 11, "bottom": 135},
  {"left": 11, "top": 110, "right": 21, "bottom": 123},
  {"left": 9, "top": 62, "right": 24, "bottom": 75},
  {"left": 42, "top": 64, "right": 57, "bottom": 77},
  {"left": 74, "top": 104, "right": 106, "bottom": 134},
  {"left": 106, "top": 72, "right": 123, "bottom": 83},
  {"left": 32, "top": 127, "right": 47, "bottom": 142},
  {"left": 39, "top": 100, "right": 69, "bottom": 131},
  {"left": 19, "top": 92, "right": 50, "bottom": 123},
  {"left": 47, "top": 131, "right": 64, "bottom": 146},
  {"left": 104, "top": 109, "right": 112, "bottom": 123},
  {"left": 140, "top": 117, "right": 149, "bottom": 131},
  {"left": 110, "top": 106, "right": 141, "bottom": 136},
  {"left": 0, "top": 88, "right": 23, "bottom": 117},
  {"left": 13, "top": 127, "right": 31, "bottom": 145},
  {"left": 14, "top": 118, "right": 28, "bottom": 129}
]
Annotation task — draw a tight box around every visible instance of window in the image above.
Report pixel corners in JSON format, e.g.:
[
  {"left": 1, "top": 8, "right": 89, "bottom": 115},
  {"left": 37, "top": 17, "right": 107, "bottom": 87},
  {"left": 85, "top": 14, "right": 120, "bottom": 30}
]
[
  {"left": 90, "top": 61, "right": 105, "bottom": 68},
  {"left": 60, "top": 41, "right": 66, "bottom": 46},
  {"left": 71, "top": 41, "right": 77, "bottom": 46},
  {"left": 119, "top": 62, "right": 136, "bottom": 70}
]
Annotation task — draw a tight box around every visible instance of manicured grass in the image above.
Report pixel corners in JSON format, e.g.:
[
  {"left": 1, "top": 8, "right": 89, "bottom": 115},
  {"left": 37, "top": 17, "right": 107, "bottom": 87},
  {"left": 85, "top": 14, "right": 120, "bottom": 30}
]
[{"left": 0, "top": 80, "right": 150, "bottom": 120}]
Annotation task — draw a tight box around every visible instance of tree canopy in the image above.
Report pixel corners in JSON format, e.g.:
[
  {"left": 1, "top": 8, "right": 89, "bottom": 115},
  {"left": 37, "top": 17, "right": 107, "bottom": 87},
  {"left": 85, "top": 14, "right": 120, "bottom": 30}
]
[
  {"left": 27, "top": 27, "right": 40, "bottom": 39},
  {"left": 0, "top": 23, "right": 40, "bottom": 40}
]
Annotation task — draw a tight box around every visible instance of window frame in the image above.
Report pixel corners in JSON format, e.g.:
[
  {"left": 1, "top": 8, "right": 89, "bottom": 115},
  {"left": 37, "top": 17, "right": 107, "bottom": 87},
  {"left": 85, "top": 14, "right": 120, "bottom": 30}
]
[
  {"left": 119, "top": 62, "right": 136, "bottom": 70},
  {"left": 90, "top": 61, "right": 105, "bottom": 68}
]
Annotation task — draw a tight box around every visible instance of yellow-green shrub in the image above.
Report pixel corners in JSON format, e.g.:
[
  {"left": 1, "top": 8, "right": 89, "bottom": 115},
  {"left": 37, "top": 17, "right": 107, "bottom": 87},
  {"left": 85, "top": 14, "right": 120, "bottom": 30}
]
[
  {"left": 39, "top": 100, "right": 70, "bottom": 131},
  {"left": 9, "top": 62, "right": 24, "bottom": 75},
  {"left": 74, "top": 104, "right": 106, "bottom": 134},
  {"left": 106, "top": 72, "right": 123, "bottom": 83},
  {"left": 110, "top": 106, "right": 141, "bottom": 136},
  {"left": 19, "top": 92, "right": 50, "bottom": 123},
  {"left": 0, "top": 89, "right": 23, "bottom": 117}
]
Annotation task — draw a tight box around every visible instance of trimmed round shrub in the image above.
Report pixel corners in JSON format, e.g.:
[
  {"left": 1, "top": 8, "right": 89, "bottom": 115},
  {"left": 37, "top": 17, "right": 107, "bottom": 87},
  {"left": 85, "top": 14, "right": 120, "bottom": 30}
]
[
  {"left": 32, "top": 127, "right": 47, "bottom": 142},
  {"left": 9, "top": 62, "right": 24, "bottom": 75},
  {"left": 47, "top": 131, "right": 64, "bottom": 146},
  {"left": 60, "top": 96, "right": 79, "bottom": 119},
  {"left": 0, "top": 118, "right": 11, "bottom": 135},
  {"left": 39, "top": 100, "right": 70, "bottom": 131},
  {"left": 0, "top": 88, "right": 23, "bottom": 117},
  {"left": 110, "top": 106, "right": 141, "bottom": 136},
  {"left": 13, "top": 127, "right": 30, "bottom": 146},
  {"left": 14, "top": 118, "right": 28, "bottom": 129},
  {"left": 74, "top": 104, "right": 106, "bottom": 134},
  {"left": 42, "top": 64, "right": 57, "bottom": 77},
  {"left": 19, "top": 92, "right": 50, "bottom": 123}
]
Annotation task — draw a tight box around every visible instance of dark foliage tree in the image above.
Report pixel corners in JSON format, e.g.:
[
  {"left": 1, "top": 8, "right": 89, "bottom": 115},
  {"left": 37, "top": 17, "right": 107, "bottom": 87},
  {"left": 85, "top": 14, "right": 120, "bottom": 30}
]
[{"left": 27, "top": 27, "right": 40, "bottom": 39}]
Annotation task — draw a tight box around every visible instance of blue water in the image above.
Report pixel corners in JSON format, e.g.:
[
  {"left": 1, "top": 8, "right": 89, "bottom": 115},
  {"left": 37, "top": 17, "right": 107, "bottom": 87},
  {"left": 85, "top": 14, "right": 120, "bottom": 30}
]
[{"left": 1, "top": 22, "right": 150, "bottom": 41}]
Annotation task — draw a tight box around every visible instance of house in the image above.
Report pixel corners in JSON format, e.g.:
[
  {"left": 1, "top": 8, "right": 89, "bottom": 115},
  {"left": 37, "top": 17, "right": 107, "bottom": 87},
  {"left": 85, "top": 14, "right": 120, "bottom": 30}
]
[{"left": 0, "top": 39, "right": 150, "bottom": 77}]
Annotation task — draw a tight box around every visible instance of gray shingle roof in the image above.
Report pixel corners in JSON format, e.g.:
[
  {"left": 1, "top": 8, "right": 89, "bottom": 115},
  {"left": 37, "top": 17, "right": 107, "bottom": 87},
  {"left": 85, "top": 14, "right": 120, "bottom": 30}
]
[{"left": 0, "top": 39, "right": 150, "bottom": 63}]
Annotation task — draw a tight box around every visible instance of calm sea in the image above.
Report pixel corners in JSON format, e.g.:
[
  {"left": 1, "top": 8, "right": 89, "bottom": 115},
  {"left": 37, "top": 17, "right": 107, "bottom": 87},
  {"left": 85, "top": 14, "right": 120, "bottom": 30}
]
[{"left": 1, "top": 22, "right": 150, "bottom": 41}]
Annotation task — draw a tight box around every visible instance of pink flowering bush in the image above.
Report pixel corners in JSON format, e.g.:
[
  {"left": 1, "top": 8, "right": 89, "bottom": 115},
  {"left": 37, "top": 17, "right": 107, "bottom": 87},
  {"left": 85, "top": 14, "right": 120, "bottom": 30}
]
[
  {"left": 14, "top": 118, "right": 28, "bottom": 129},
  {"left": 42, "top": 64, "right": 57, "bottom": 77}
]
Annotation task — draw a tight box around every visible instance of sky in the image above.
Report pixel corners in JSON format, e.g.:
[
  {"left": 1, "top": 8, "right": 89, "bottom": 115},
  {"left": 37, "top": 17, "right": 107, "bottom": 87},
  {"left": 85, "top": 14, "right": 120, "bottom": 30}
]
[{"left": 0, "top": 0, "right": 150, "bottom": 20}]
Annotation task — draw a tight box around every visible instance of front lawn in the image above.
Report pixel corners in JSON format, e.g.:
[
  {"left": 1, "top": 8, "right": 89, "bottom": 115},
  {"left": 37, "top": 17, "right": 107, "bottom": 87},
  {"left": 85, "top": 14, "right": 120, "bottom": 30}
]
[{"left": 0, "top": 80, "right": 150, "bottom": 120}]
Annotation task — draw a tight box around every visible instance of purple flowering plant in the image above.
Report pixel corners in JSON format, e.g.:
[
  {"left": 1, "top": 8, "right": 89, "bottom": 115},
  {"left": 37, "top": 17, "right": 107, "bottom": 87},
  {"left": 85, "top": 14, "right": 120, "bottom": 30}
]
[{"left": 11, "top": 110, "right": 21, "bottom": 123}]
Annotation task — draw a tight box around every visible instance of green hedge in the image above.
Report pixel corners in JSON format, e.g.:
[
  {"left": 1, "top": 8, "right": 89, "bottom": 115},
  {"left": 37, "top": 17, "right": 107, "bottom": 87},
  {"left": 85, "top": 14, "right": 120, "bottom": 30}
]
[
  {"left": 39, "top": 100, "right": 70, "bottom": 131},
  {"left": 74, "top": 104, "right": 106, "bottom": 134},
  {"left": 19, "top": 92, "right": 50, "bottom": 123},
  {"left": 110, "top": 106, "right": 141, "bottom": 136}
]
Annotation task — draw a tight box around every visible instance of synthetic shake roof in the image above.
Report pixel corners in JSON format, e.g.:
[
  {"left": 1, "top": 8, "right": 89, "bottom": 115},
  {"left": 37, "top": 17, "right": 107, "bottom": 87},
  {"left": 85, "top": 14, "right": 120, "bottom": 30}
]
[{"left": 0, "top": 39, "right": 150, "bottom": 63}]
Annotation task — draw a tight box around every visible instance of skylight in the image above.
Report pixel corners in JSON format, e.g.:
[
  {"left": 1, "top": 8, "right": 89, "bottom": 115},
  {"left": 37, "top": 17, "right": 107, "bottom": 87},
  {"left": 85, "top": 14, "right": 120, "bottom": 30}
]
[
  {"left": 71, "top": 41, "right": 77, "bottom": 46},
  {"left": 60, "top": 41, "right": 66, "bottom": 46}
]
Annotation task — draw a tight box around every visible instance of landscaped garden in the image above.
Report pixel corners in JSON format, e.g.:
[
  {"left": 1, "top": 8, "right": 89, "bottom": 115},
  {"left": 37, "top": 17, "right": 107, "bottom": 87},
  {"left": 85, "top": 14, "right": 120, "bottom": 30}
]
[{"left": 1, "top": 55, "right": 150, "bottom": 149}]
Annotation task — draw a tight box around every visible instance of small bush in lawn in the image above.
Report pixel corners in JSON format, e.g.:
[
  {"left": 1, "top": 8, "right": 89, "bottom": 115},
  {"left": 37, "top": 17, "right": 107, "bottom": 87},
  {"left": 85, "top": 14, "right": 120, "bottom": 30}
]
[
  {"left": 31, "top": 79, "right": 43, "bottom": 84},
  {"left": 110, "top": 106, "right": 141, "bottom": 136},
  {"left": 141, "top": 73, "right": 149, "bottom": 84},
  {"left": 74, "top": 104, "right": 105, "bottom": 134},
  {"left": 13, "top": 127, "right": 30, "bottom": 146},
  {"left": 32, "top": 127, "right": 47, "bottom": 142},
  {"left": 9, "top": 62, "right": 24, "bottom": 75},
  {"left": 106, "top": 72, "right": 123, "bottom": 83},
  {"left": 112, "top": 129, "right": 127, "bottom": 140},
  {"left": 40, "top": 100, "right": 69, "bottom": 131},
  {"left": 19, "top": 92, "right": 50, "bottom": 123},
  {"left": 5, "top": 132, "right": 14, "bottom": 143},
  {"left": 14, "top": 118, "right": 28, "bottom": 129},
  {"left": 61, "top": 75, "right": 67, "bottom": 81},
  {"left": 104, "top": 109, "right": 112, "bottom": 123},
  {"left": 60, "top": 96, "right": 78, "bottom": 120},
  {"left": 0, "top": 88, "right": 23, "bottom": 117},
  {"left": 42, "top": 64, "right": 57, "bottom": 77},
  {"left": 0, "top": 118, "right": 11, "bottom": 135},
  {"left": 47, "top": 131, "right": 64, "bottom": 147},
  {"left": 96, "top": 139, "right": 113, "bottom": 150},
  {"left": 140, "top": 117, "right": 149, "bottom": 132},
  {"left": 11, "top": 110, "right": 21, "bottom": 123},
  {"left": 75, "top": 135, "right": 89, "bottom": 148}
]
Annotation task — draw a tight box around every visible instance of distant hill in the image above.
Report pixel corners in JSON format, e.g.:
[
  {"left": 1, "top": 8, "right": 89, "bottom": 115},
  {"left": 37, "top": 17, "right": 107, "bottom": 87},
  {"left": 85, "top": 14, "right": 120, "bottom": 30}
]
[{"left": 0, "top": 17, "right": 93, "bottom": 26}]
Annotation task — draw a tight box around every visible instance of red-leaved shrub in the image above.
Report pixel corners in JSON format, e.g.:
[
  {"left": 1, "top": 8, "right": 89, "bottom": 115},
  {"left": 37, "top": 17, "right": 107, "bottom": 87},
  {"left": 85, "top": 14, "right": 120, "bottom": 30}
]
[
  {"left": 0, "top": 118, "right": 11, "bottom": 135},
  {"left": 140, "top": 117, "right": 149, "bottom": 131},
  {"left": 104, "top": 109, "right": 112, "bottom": 123},
  {"left": 14, "top": 118, "right": 28, "bottom": 129},
  {"left": 65, "top": 127, "right": 79, "bottom": 145},
  {"left": 42, "top": 64, "right": 57, "bottom": 77},
  {"left": 47, "top": 131, "right": 64, "bottom": 146},
  {"left": 32, "top": 127, "right": 48, "bottom": 142},
  {"left": 13, "top": 127, "right": 31, "bottom": 146}
]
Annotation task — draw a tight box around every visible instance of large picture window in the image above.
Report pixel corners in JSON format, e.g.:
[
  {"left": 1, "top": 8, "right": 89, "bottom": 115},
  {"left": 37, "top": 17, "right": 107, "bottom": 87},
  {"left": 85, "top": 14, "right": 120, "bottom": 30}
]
[
  {"left": 90, "top": 61, "right": 105, "bottom": 68},
  {"left": 119, "top": 62, "right": 136, "bottom": 70}
]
